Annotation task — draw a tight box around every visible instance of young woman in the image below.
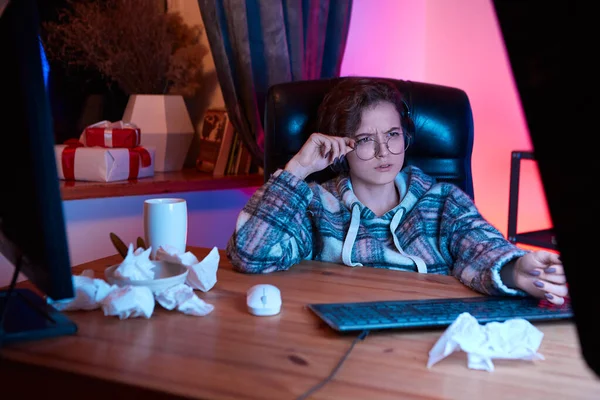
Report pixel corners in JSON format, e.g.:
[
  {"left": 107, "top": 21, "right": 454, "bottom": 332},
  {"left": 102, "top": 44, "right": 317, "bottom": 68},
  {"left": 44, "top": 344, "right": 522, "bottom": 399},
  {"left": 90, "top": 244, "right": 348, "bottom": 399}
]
[{"left": 226, "top": 77, "right": 568, "bottom": 305}]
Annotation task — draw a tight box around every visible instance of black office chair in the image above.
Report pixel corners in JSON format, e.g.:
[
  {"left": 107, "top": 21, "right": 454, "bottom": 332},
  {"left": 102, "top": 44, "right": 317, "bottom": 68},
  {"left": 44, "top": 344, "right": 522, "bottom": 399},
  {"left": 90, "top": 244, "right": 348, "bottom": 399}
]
[{"left": 263, "top": 77, "right": 475, "bottom": 199}]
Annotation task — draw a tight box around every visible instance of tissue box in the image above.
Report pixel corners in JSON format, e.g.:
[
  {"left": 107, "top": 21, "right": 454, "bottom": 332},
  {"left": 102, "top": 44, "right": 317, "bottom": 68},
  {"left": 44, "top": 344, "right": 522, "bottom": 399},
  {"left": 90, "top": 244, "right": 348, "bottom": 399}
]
[
  {"left": 81, "top": 120, "right": 141, "bottom": 148},
  {"left": 55, "top": 143, "right": 155, "bottom": 182}
]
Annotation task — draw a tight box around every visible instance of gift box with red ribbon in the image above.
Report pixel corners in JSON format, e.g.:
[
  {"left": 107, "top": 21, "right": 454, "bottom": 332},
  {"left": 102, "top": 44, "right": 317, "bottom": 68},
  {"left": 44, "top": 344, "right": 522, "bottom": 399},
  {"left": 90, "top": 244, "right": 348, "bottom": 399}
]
[
  {"left": 55, "top": 139, "right": 155, "bottom": 182},
  {"left": 80, "top": 120, "right": 141, "bottom": 148}
]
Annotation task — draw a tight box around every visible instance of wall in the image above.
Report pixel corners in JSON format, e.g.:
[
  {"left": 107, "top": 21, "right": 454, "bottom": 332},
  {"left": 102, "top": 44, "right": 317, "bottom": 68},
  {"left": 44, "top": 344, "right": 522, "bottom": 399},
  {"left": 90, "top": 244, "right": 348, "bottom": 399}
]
[
  {"left": 0, "top": 188, "right": 257, "bottom": 286},
  {"left": 0, "top": 0, "right": 550, "bottom": 287},
  {"left": 168, "top": 0, "right": 227, "bottom": 168},
  {"left": 341, "top": 0, "right": 551, "bottom": 240}
]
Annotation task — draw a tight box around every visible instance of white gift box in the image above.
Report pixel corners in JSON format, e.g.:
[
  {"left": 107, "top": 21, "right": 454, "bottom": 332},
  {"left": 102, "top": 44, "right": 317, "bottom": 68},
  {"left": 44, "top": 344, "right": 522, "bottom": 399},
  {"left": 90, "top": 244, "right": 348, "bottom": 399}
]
[{"left": 54, "top": 144, "right": 155, "bottom": 182}]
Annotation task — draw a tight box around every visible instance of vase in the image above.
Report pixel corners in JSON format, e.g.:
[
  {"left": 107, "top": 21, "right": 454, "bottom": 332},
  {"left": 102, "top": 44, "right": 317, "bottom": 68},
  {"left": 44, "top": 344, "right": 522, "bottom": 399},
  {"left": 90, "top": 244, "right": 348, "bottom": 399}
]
[{"left": 122, "top": 94, "right": 194, "bottom": 172}]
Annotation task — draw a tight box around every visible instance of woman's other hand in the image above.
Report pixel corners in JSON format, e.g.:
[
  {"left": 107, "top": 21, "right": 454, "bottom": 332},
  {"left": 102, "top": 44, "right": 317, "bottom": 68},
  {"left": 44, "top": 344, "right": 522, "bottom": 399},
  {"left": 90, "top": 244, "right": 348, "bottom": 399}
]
[
  {"left": 284, "top": 133, "right": 355, "bottom": 179},
  {"left": 503, "top": 250, "right": 569, "bottom": 305}
]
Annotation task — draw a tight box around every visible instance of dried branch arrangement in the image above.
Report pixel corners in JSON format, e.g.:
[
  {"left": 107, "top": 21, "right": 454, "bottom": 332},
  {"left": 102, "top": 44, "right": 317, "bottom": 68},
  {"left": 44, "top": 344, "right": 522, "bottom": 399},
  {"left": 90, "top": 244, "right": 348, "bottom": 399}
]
[{"left": 41, "top": 0, "right": 208, "bottom": 96}]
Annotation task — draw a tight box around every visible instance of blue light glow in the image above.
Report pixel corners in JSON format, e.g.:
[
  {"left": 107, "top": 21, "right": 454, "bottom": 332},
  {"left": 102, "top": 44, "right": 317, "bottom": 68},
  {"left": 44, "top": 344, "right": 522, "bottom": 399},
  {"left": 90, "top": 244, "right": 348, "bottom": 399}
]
[{"left": 38, "top": 36, "right": 50, "bottom": 89}]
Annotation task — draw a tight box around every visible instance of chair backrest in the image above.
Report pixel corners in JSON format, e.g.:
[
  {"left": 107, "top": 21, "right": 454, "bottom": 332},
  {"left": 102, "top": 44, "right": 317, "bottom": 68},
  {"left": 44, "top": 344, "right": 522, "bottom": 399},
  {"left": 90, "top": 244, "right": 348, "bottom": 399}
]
[{"left": 263, "top": 77, "right": 475, "bottom": 198}]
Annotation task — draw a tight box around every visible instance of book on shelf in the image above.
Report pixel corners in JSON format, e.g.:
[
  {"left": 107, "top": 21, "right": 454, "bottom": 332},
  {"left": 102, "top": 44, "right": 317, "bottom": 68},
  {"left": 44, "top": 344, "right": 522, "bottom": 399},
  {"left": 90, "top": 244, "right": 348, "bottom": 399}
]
[
  {"left": 225, "top": 134, "right": 254, "bottom": 176},
  {"left": 195, "top": 109, "right": 236, "bottom": 177},
  {"left": 224, "top": 130, "right": 238, "bottom": 176},
  {"left": 235, "top": 139, "right": 253, "bottom": 175}
]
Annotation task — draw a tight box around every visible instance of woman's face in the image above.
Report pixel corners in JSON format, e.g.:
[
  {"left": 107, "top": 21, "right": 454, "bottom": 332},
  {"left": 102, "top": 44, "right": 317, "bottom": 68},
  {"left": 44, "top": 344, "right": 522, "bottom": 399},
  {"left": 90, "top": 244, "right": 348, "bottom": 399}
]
[{"left": 346, "top": 101, "right": 406, "bottom": 188}]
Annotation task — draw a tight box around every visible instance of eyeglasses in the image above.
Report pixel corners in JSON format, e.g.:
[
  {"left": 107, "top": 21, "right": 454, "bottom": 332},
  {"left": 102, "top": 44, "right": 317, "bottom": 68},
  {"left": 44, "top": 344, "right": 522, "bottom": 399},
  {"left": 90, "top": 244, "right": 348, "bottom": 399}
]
[{"left": 353, "top": 131, "right": 410, "bottom": 161}]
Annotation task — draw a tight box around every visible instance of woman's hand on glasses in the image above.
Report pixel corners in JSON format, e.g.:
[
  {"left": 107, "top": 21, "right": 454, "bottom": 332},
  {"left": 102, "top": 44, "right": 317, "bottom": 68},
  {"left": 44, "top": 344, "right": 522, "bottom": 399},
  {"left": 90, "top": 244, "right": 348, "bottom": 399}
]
[{"left": 284, "top": 133, "right": 355, "bottom": 180}]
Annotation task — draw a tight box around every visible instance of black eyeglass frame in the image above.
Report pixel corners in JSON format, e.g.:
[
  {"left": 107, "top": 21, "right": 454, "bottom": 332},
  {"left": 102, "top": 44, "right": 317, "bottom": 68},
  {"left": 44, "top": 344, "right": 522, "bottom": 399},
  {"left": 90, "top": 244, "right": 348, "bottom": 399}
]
[{"left": 353, "top": 132, "right": 412, "bottom": 161}]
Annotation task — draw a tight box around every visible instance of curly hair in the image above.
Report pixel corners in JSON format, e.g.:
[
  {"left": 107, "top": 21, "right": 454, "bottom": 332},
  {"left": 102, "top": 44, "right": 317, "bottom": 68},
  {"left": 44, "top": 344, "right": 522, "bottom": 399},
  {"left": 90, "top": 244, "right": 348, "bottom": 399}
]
[{"left": 316, "top": 77, "right": 410, "bottom": 138}]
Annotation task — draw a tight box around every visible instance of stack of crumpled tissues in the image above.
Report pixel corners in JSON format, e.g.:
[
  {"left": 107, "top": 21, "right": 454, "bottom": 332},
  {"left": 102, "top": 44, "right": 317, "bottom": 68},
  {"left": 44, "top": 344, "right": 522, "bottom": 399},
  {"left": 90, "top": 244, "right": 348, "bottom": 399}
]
[
  {"left": 427, "top": 312, "right": 545, "bottom": 372},
  {"left": 47, "top": 245, "right": 219, "bottom": 320}
]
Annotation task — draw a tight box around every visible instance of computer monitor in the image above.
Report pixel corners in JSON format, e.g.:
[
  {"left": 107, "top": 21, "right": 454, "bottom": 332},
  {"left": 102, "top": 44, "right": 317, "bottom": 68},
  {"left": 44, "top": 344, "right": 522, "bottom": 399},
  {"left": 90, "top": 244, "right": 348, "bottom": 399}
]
[
  {"left": 0, "top": 0, "right": 77, "bottom": 344},
  {"left": 492, "top": 1, "right": 599, "bottom": 377}
]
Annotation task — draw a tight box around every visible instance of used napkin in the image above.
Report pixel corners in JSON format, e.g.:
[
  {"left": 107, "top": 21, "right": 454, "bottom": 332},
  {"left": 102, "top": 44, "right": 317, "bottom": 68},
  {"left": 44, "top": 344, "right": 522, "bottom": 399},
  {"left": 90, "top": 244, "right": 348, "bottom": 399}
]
[
  {"left": 113, "top": 244, "right": 154, "bottom": 280},
  {"left": 427, "top": 312, "right": 545, "bottom": 371},
  {"left": 47, "top": 245, "right": 218, "bottom": 318},
  {"left": 48, "top": 264, "right": 215, "bottom": 318},
  {"left": 101, "top": 284, "right": 155, "bottom": 319},
  {"left": 48, "top": 269, "right": 115, "bottom": 311},
  {"left": 154, "top": 282, "right": 214, "bottom": 316},
  {"left": 48, "top": 269, "right": 155, "bottom": 319},
  {"left": 155, "top": 245, "right": 219, "bottom": 292}
]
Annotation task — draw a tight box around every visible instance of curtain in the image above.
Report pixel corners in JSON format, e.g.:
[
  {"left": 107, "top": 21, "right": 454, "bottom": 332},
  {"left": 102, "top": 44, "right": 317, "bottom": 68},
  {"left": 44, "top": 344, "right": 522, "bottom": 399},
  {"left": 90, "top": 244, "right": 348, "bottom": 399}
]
[{"left": 197, "top": 0, "right": 353, "bottom": 167}]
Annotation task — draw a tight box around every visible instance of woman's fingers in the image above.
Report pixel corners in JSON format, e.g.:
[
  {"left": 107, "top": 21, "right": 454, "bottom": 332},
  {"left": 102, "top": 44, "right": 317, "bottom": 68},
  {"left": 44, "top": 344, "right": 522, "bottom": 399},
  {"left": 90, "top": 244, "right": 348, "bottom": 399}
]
[
  {"left": 534, "top": 264, "right": 567, "bottom": 284},
  {"left": 542, "top": 272, "right": 567, "bottom": 285},
  {"left": 543, "top": 281, "right": 569, "bottom": 298},
  {"left": 544, "top": 292, "right": 565, "bottom": 306},
  {"left": 532, "top": 278, "right": 569, "bottom": 300},
  {"left": 331, "top": 138, "right": 343, "bottom": 161},
  {"left": 542, "top": 262, "right": 564, "bottom": 275},
  {"left": 328, "top": 136, "right": 353, "bottom": 163},
  {"left": 516, "top": 252, "right": 569, "bottom": 306},
  {"left": 343, "top": 137, "right": 356, "bottom": 152},
  {"left": 318, "top": 139, "right": 334, "bottom": 160},
  {"left": 309, "top": 133, "right": 355, "bottom": 166}
]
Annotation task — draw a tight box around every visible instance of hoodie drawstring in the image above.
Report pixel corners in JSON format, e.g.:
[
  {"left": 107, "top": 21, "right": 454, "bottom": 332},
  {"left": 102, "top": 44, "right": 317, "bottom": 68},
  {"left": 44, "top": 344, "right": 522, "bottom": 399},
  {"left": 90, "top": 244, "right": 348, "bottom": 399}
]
[
  {"left": 342, "top": 204, "right": 363, "bottom": 267},
  {"left": 389, "top": 209, "right": 428, "bottom": 273},
  {"left": 341, "top": 203, "right": 427, "bottom": 273}
]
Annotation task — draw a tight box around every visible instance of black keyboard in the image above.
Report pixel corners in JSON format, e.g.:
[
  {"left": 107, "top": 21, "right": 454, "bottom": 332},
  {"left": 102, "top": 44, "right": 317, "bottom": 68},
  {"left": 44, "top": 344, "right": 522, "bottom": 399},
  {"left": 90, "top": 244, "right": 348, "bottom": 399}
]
[{"left": 308, "top": 296, "right": 573, "bottom": 332}]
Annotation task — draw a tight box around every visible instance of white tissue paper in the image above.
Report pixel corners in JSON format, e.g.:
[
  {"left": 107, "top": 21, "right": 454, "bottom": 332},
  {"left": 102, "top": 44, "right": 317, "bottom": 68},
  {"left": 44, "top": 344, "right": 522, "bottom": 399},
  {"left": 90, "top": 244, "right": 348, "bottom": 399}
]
[
  {"left": 155, "top": 245, "right": 219, "bottom": 292},
  {"left": 154, "top": 283, "right": 214, "bottom": 316},
  {"left": 113, "top": 244, "right": 154, "bottom": 280},
  {"left": 47, "top": 245, "right": 218, "bottom": 319},
  {"left": 101, "top": 285, "right": 155, "bottom": 319},
  {"left": 427, "top": 312, "right": 545, "bottom": 372},
  {"left": 48, "top": 269, "right": 155, "bottom": 319},
  {"left": 48, "top": 269, "right": 115, "bottom": 311}
]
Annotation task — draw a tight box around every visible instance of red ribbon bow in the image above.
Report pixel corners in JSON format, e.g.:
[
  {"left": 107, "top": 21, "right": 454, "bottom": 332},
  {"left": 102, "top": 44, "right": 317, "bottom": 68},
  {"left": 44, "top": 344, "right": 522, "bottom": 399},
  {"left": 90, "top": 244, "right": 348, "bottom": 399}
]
[
  {"left": 128, "top": 146, "right": 152, "bottom": 180},
  {"left": 83, "top": 120, "right": 141, "bottom": 148},
  {"left": 61, "top": 139, "right": 84, "bottom": 180}
]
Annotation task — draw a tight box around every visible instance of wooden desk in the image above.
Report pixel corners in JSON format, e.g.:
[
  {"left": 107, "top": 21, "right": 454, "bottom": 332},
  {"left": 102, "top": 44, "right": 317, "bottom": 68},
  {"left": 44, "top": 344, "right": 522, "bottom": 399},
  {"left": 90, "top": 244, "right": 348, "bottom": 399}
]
[{"left": 1, "top": 247, "right": 598, "bottom": 399}]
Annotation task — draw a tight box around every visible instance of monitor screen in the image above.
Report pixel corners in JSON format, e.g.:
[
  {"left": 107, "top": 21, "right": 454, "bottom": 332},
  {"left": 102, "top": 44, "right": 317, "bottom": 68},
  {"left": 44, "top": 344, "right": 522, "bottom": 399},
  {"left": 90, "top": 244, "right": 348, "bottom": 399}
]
[
  {"left": 492, "top": 1, "right": 598, "bottom": 377},
  {"left": 0, "top": 0, "right": 77, "bottom": 344}
]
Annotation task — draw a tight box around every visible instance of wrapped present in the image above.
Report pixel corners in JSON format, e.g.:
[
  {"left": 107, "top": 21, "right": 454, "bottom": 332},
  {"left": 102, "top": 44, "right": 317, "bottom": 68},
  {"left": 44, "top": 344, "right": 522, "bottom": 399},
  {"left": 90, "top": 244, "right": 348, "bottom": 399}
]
[
  {"left": 55, "top": 139, "right": 155, "bottom": 182},
  {"left": 80, "top": 120, "right": 141, "bottom": 148}
]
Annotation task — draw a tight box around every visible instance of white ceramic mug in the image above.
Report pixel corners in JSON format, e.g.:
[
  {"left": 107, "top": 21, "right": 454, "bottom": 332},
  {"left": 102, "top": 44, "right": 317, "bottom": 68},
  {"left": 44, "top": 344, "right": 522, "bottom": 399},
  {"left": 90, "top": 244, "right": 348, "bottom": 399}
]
[{"left": 143, "top": 198, "right": 187, "bottom": 259}]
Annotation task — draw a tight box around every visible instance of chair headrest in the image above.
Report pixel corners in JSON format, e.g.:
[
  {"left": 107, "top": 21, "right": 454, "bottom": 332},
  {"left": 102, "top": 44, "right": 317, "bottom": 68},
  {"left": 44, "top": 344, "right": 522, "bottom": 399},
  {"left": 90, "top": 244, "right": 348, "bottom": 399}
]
[{"left": 264, "top": 77, "right": 474, "bottom": 198}]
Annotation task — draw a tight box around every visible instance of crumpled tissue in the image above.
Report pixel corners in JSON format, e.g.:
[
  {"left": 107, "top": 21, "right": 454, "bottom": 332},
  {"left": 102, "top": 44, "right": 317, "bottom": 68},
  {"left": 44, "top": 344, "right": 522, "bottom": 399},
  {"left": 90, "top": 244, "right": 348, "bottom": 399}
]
[
  {"left": 48, "top": 269, "right": 115, "bottom": 311},
  {"left": 154, "top": 282, "right": 214, "bottom": 316},
  {"left": 114, "top": 244, "right": 154, "bottom": 280},
  {"left": 155, "top": 245, "right": 219, "bottom": 292},
  {"left": 47, "top": 245, "right": 219, "bottom": 319},
  {"left": 101, "top": 284, "right": 155, "bottom": 319},
  {"left": 427, "top": 312, "right": 545, "bottom": 372},
  {"left": 48, "top": 269, "right": 155, "bottom": 319}
]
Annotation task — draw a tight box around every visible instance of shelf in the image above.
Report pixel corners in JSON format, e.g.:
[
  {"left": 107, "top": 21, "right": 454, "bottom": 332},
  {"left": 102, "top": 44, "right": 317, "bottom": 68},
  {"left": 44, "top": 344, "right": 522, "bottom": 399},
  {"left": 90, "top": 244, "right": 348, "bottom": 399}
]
[{"left": 60, "top": 168, "right": 264, "bottom": 201}]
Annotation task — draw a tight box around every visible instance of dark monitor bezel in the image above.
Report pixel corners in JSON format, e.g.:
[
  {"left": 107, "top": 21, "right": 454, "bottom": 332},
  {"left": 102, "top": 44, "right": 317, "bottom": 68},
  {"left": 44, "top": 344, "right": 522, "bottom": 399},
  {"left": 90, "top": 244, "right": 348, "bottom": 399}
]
[
  {"left": 0, "top": 0, "right": 74, "bottom": 301},
  {"left": 0, "top": 0, "right": 77, "bottom": 345},
  {"left": 492, "top": 0, "right": 599, "bottom": 377}
]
